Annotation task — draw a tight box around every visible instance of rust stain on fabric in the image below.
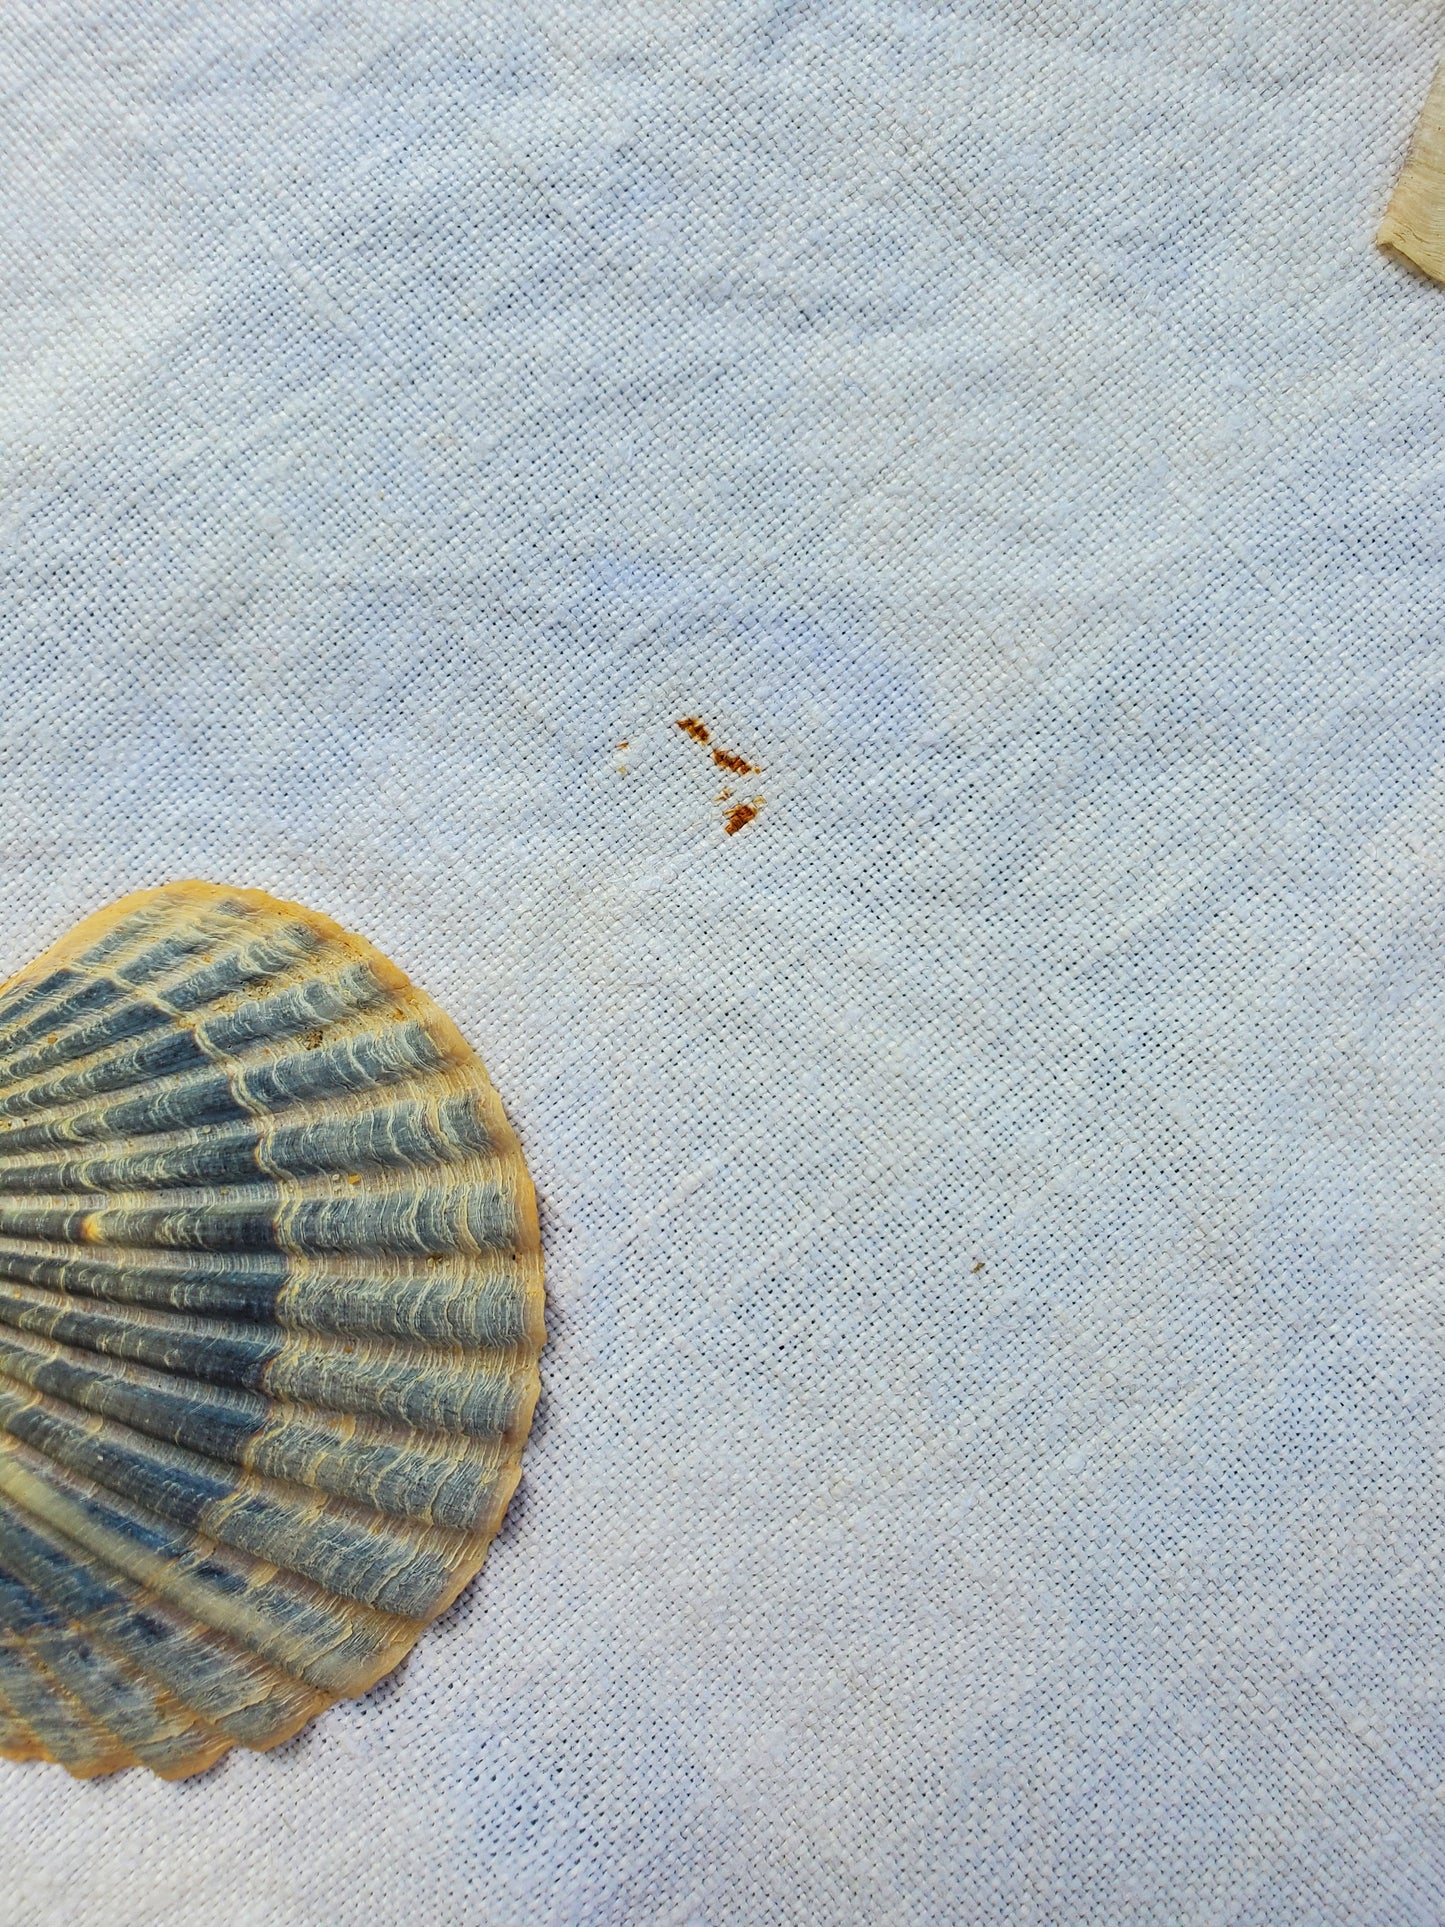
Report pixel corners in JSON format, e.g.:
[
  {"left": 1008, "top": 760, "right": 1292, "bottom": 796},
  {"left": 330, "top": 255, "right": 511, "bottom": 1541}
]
[
  {"left": 712, "top": 747, "right": 757, "bottom": 775},
  {"left": 674, "top": 717, "right": 766, "bottom": 833}
]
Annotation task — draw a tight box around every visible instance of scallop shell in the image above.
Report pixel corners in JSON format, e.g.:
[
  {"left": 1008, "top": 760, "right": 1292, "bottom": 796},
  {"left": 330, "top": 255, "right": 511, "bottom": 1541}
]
[
  {"left": 0, "top": 881, "right": 544, "bottom": 1779},
  {"left": 1378, "top": 61, "right": 1445, "bottom": 284}
]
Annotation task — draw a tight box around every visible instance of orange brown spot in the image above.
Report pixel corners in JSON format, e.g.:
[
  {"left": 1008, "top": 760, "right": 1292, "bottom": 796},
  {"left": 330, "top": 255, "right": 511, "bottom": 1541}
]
[
  {"left": 724, "top": 801, "right": 762, "bottom": 835},
  {"left": 712, "top": 747, "right": 757, "bottom": 774},
  {"left": 676, "top": 716, "right": 711, "bottom": 743}
]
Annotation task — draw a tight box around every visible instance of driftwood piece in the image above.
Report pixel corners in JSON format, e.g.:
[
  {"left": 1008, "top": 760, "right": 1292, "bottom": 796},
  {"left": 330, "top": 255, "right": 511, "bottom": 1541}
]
[{"left": 1378, "top": 63, "right": 1445, "bottom": 283}]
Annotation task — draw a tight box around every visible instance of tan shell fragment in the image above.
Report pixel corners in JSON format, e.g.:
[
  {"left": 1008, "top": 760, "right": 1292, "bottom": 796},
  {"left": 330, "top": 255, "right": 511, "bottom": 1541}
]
[
  {"left": 0, "top": 881, "right": 544, "bottom": 1778},
  {"left": 1378, "top": 62, "right": 1445, "bottom": 283}
]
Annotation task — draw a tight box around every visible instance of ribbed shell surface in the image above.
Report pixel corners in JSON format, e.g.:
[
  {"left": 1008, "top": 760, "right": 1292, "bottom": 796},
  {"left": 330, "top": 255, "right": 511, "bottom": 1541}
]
[{"left": 0, "top": 881, "right": 544, "bottom": 1778}]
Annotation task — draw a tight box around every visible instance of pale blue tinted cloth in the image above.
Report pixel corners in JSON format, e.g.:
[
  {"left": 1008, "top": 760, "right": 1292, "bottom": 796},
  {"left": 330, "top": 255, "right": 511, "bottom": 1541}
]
[{"left": 3, "top": 4, "right": 1445, "bottom": 1922}]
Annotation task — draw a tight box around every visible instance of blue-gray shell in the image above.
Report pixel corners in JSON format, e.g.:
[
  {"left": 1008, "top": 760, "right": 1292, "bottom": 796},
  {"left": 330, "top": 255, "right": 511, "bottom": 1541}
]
[{"left": 0, "top": 882, "right": 544, "bottom": 1778}]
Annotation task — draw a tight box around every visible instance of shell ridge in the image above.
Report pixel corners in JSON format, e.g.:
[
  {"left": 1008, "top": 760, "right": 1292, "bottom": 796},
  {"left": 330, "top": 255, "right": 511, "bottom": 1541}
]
[
  {"left": 0, "top": 1233, "right": 543, "bottom": 1346},
  {"left": 0, "top": 1436, "right": 419, "bottom": 1695},
  {"left": 0, "top": 1007, "right": 470, "bottom": 1157},
  {"left": 0, "top": 916, "right": 339, "bottom": 1095},
  {"left": 0, "top": 1075, "right": 495, "bottom": 1193},
  {"left": 0, "top": 1234, "right": 290, "bottom": 1325},
  {"left": 0, "top": 1310, "right": 527, "bottom": 1527},
  {"left": 0, "top": 1638, "right": 132, "bottom": 1775},
  {"left": 0, "top": 1283, "right": 503, "bottom": 1616},
  {"left": 0, "top": 1496, "right": 330, "bottom": 1748},
  {"left": 0, "top": 1271, "right": 536, "bottom": 1415},
  {"left": 0, "top": 1163, "right": 523, "bottom": 1260},
  {"left": 0, "top": 898, "right": 248, "bottom": 1073},
  {"left": 0, "top": 1561, "right": 229, "bottom": 1776},
  {"left": 0, "top": 1687, "right": 47, "bottom": 1762},
  {"left": 0, "top": 899, "right": 190, "bottom": 1054}
]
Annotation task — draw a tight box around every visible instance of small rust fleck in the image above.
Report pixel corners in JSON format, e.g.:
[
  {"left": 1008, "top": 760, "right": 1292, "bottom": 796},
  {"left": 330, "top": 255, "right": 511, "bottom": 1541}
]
[
  {"left": 724, "top": 800, "right": 762, "bottom": 835},
  {"left": 676, "top": 716, "right": 711, "bottom": 743},
  {"left": 712, "top": 747, "right": 757, "bottom": 774},
  {"left": 301, "top": 1028, "right": 325, "bottom": 1050},
  {"left": 972, "top": 1261, "right": 985, "bottom": 1274},
  {"left": 715, "top": 788, "right": 734, "bottom": 802}
]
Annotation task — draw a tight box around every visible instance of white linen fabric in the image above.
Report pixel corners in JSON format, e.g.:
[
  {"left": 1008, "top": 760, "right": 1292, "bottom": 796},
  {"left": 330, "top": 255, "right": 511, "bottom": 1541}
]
[{"left": 2, "top": 3, "right": 1444, "bottom": 1920}]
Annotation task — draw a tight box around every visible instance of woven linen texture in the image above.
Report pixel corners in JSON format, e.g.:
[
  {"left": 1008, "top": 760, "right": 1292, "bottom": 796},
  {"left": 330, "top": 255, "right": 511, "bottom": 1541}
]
[{"left": 2, "top": 3, "right": 1445, "bottom": 1921}]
